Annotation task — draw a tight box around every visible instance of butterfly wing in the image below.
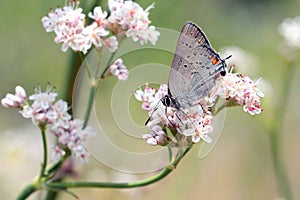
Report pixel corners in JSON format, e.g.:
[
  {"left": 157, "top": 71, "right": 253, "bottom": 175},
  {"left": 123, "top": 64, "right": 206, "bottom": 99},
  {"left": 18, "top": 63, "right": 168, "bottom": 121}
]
[
  {"left": 168, "top": 22, "right": 227, "bottom": 159},
  {"left": 169, "top": 22, "right": 211, "bottom": 108},
  {"left": 184, "top": 45, "right": 226, "bottom": 104},
  {"left": 169, "top": 21, "right": 225, "bottom": 108}
]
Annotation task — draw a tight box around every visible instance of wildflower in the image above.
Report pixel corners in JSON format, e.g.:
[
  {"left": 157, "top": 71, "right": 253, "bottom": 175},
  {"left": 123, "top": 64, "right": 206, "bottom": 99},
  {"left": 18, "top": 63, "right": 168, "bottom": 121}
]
[
  {"left": 50, "top": 117, "right": 95, "bottom": 163},
  {"left": 42, "top": 5, "right": 86, "bottom": 52},
  {"left": 88, "top": 6, "right": 108, "bottom": 26},
  {"left": 134, "top": 84, "right": 214, "bottom": 145},
  {"left": 29, "top": 85, "right": 57, "bottom": 112},
  {"left": 211, "top": 69, "right": 264, "bottom": 115},
  {"left": 104, "top": 36, "right": 118, "bottom": 52},
  {"left": 46, "top": 100, "right": 71, "bottom": 129},
  {"left": 108, "top": 0, "right": 160, "bottom": 44},
  {"left": 1, "top": 86, "right": 27, "bottom": 108},
  {"left": 109, "top": 58, "right": 129, "bottom": 80},
  {"left": 51, "top": 145, "right": 66, "bottom": 163},
  {"left": 42, "top": 0, "right": 159, "bottom": 54},
  {"left": 80, "top": 22, "right": 110, "bottom": 53},
  {"left": 142, "top": 125, "right": 170, "bottom": 146},
  {"left": 28, "top": 85, "right": 58, "bottom": 124},
  {"left": 2, "top": 84, "right": 95, "bottom": 163},
  {"left": 135, "top": 73, "right": 264, "bottom": 146}
]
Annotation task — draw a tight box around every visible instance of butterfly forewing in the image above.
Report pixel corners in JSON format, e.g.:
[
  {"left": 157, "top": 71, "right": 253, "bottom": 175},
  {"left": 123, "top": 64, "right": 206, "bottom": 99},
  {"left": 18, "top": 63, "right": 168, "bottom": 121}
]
[
  {"left": 186, "top": 45, "right": 225, "bottom": 101},
  {"left": 169, "top": 22, "right": 225, "bottom": 108},
  {"left": 162, "top": 21, "right": 228, "bottom": 159}
]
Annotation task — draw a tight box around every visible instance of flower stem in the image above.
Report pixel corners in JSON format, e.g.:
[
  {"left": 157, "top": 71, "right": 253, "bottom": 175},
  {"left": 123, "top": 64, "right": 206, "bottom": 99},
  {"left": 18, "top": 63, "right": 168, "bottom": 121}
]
[
  {"left": 46, "top": 144, "right": 192, "bottom": 190},
  {"left": 83, "top": 82, "right": 97, "bottom": 128},
  {"left": 79, "top": 52, "right": 93, "bottom": 79},
  {"left": 62, "top": 52, "right": 82, "bottom": 116},
  {"left": 16, "top": 182, "right": 37, "bottom": 200},
  {"left": 82, "top": 50, "right": 117, "bottom": 128},
  {"left": 97, "top": 50, "right": 117, "bottom": 79},
  {"left": 39, "top": 125, "right": 48, "bottom": 178},
  {"left": 269, "top": 61, "right": 295, "bottom": 200}
]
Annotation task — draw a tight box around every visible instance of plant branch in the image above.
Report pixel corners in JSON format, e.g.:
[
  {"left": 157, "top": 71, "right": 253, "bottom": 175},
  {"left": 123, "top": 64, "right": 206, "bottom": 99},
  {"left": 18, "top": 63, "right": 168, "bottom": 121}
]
[
  {"left": 39, "top": 125, "right": 48, "bottom": 178},
  {"left": 16, "top": 182, "right": 37, "bottom": 200},
  {"left": 46, "top": 144, "right": 192, "bottom": 190}
]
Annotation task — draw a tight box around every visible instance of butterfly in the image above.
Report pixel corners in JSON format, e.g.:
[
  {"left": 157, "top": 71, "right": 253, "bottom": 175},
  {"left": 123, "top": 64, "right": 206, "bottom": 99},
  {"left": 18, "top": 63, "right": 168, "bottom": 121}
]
[
  {"left": 145, "top": 21, "right": 230, "bottom": 157},
  {"left": 161, "top": 21, "right": 228, "bottom": 110}
]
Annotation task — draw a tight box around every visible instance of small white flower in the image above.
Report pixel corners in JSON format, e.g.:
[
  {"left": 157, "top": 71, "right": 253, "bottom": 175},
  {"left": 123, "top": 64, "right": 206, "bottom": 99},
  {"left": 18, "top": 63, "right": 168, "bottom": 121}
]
[
  {"left": 134, "top": 83, "right": 155, "bottom": 101},
  {"left": 81, "top": 22, "right": 109, "bottom": 51},
  {"left": 51, "top": 119, "right": 95, "bottom": 163},
  {"left": 135, "top": 83, "right": 214, "bottom": 145},
  {"left": 109, "top": 58, "right": 129, "bottom": 80},
  {"left": 212, "top": 71, "right": 264, "bottom": 115},
  {"left": 1, "top": 86, "right": 27, "bottom": 108},
  {"left": 104, "top": 36, "right": 118, "bottom": 52},
  {"left": 50, "top": 145, "right": 66, "bottom": 163},
  {"left": 29, "top": 86, "right": 57, "bottom": 112},
  {"left": 108, "top": 0, "right": 160, "bottom": 44},
  {"left": 48, "top": 100, "right": 71, "bottom": 129},
  {"left": 42, "top": 5, "right": 87, "bottom": 53},
  {"left": 142, "top": 125, "right": 169, "bottom": 146},
  {"left": 88, "top": 6, "right": 108, "bottom": 26}
]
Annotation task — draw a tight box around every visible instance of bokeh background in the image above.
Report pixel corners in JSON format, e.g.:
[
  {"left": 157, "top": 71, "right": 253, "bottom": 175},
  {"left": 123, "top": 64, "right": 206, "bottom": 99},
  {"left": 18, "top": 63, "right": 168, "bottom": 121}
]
[{"left": 1, "top": 0, "right": 300, "bottom": 199}]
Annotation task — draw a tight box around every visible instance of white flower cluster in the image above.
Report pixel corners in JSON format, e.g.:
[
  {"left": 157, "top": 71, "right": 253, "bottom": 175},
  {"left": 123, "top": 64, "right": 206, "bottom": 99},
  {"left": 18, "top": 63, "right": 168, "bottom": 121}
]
[
  {"left": 134, "top": 70, "right": 264, "bottom": 146},
  {"left": 278, "top": 16, "right": 300, "bottom": 49},
  {"left": 42, "top": 0, "right": 160, "bottom": 54},
  {"left": 108, "top": 0, "right": 160, "bottom": 45},
  {"left": 211, "top": 69, "right": 264, "bottom": 115},
  {"left": 1, "top": 85, "right": 95, "bottom": 163},
  {"left": 134, "top": 84, "right": 214, "bottom": 145},
  {"left": 109, "top": 58, "right": 129, "bottom": 80}
]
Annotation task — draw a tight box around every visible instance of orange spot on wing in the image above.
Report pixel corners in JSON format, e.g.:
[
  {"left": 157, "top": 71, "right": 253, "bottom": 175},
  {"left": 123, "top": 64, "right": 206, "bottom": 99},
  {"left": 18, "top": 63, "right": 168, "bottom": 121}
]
[{"left": 212, "top": 57, "right": 219, "bottom": 65}]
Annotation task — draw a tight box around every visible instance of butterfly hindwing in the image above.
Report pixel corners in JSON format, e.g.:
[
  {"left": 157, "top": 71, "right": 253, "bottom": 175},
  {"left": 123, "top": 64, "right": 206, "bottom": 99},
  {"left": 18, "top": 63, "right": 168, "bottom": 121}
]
[{"left": 169, "top": 22, "right": 225, "bottom": 108}]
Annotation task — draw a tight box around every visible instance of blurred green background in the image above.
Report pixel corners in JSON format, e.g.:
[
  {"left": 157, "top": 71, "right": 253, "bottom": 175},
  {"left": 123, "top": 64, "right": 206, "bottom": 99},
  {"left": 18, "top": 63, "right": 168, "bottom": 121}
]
[{"left": 1, "top": 0, "right": 300, "bottom": 199}]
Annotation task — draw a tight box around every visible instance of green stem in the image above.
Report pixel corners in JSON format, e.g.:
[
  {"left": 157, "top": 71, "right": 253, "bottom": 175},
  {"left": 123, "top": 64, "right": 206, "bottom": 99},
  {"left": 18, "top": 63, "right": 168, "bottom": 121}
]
[
  {"left": 82, "top": 49, "right": 118, "bottom": 128},
  {"left": 62, "top": 52, "right": 82, "bottom": 116},
  {"left": 39, "top": 125, "right": 48, "bottom": 178},
  {"left": 269, "top": 62, "right": 295, "bottom": 200},
  {"left": 83, "top": 36, "right": 125, "bottom": 128},
  {"left": 79, "top": 52, "right": 93, "bottom": 79},
  {"left": 16, "top": 182, "right": 37, "bottom": 200},
  {"left": 83, "top": 82, "right": 97, "bottom": 128},
  {"left": 97, "top": 50, "right": 117, "bottom": 79},
  {"left": 46, "top": 145, "right": 192, "bottom": 189}
]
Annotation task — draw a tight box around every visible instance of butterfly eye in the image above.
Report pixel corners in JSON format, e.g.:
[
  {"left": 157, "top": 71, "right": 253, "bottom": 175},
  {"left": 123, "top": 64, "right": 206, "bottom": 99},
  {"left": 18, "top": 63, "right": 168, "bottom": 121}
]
[
  {"left": 166, "top": 97, "right": 171, "bottom": 106},
  {"left": 220, "top": 70, "right": 226, "bottom": 76}
]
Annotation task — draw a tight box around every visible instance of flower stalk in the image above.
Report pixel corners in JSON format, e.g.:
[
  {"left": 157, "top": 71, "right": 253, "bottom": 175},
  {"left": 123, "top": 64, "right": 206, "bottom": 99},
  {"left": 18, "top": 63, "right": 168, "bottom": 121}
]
[
  {"left": 46, "top": 144, "right": 192, "bottom": 190},
  {"left": 39, "top": 124, "right": 48, "bottom": 178},
  {"left": 16, "top": 182, "right": 38, "bottom": 200}
]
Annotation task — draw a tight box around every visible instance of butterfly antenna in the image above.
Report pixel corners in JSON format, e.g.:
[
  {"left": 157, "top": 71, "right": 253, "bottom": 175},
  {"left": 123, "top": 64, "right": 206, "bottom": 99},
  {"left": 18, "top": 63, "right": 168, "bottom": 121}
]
[
  {"left": 145, "top": 101, "right": 161, "bottom": 125},
  {"left": 225, "top": 55, "right": 232, "bottom": 60}
]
